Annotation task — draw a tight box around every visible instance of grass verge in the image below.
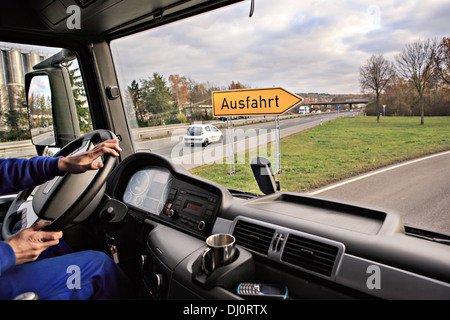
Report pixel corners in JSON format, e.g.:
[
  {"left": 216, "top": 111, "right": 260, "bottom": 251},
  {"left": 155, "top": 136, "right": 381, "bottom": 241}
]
[{"left": 190, "top": 116, "right": 450, "bottom": 194}]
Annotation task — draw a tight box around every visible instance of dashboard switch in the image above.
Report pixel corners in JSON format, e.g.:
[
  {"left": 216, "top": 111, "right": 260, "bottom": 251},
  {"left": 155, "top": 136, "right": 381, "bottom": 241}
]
[
  {"left": 198, "top": 220, "right": 206, "bottom": 231},
  {"left": 164, "top": 202, "right": 172, "bottom": 216},
  {"left": 168, "top": 208, "right": 176, "bottom": 218}
]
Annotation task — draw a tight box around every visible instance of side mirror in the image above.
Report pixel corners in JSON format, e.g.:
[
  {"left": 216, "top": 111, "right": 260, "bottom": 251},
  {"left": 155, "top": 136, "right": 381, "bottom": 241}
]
[
  {"left": 27, "top": 75, "right": 56, "bottom": 146},
  {"left": 25, "top": 66, "right": 80, "bottom": 152},
  {"left": 251, "top": 157, "right": 280, "bottom": 195}
]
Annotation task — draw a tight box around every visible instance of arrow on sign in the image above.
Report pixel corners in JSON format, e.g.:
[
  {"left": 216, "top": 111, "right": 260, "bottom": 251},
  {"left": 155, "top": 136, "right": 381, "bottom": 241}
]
[{"left": 212, "top": 87, "right": 303, "bottom": 117}]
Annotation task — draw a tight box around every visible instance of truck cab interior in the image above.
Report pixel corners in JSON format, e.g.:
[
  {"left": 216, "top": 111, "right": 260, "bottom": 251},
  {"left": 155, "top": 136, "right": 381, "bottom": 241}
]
[{"left": 0, "top": 0, "right": 449, "bottom": 302}]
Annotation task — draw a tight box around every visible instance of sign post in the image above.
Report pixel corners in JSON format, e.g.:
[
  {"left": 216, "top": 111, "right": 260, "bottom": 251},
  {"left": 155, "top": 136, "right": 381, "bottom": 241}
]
[
  {"left": 226, "top": 117, "right": 235, "bottom": 175},
  {"left": 274, "top": 115, "right": 281, "bottom": 174},
  {"left": 212, "top": 87, "right": 303, "bottom": 175}
]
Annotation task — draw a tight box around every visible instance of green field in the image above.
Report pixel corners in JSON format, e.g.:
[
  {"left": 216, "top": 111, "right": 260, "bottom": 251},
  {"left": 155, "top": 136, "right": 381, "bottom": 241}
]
[{"left": 190, "top": 116, "right": 450, "bottom": 194}]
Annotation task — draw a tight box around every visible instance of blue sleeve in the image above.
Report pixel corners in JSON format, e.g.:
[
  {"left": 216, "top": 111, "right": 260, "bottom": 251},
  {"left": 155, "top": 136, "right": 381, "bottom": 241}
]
[
  {"left": 0, "top": 156, "right": 64, "bottom": 195},
  {"left": 0, "top": 241, "right": 16, "bottom": 277}
]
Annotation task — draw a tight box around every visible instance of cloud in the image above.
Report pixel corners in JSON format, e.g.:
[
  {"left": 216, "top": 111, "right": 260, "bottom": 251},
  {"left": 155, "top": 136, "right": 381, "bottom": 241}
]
[{"left": 111, "top": 0, "right": 450, "bottom": 94}]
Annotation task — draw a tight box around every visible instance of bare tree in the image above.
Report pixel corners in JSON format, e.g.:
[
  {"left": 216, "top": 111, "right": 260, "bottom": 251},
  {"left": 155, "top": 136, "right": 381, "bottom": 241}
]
[
  {"left": 434, "top": 37, "right": 450, "bottom": 85},
  {"left": 359, "top": 54, "right": 395, "bottom": 123},
  {"left": 168, "top": 74, "right": 190, "bottom": 113},
  {"left": 395, "top": 38, "right": 439, "bottom": 125}
]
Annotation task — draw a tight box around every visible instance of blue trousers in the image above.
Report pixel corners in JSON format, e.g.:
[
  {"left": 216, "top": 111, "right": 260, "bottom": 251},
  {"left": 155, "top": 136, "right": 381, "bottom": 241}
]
[{"left": 0, "top": 243, "right": 133, "bottom": 300}]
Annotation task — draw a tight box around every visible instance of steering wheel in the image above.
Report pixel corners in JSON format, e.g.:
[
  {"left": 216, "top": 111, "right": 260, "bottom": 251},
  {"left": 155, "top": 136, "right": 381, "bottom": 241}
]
[{"left": 1, "top": 129, "right": 118, "bottom": 239}]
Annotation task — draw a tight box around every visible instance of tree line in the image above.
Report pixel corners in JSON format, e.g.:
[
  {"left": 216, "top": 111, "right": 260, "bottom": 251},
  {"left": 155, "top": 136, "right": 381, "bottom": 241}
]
[
  {"left": 128, "top": 73, "right": 247, "bottom": 127},
  {"left": 0, "top": 90, "right": 30, "bottom": 142},
  {"left": 360, "top": 37, "right": 450, "bottom": 124}
]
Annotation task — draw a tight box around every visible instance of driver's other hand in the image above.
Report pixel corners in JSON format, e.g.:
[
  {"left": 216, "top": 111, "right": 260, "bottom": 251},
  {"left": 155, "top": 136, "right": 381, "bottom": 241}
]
[
  {"left": 5, "top": 220, "right": 63, "bottom": 266},
  {"left": 58, "top": 139, "right": 122, "bottom": 174}
]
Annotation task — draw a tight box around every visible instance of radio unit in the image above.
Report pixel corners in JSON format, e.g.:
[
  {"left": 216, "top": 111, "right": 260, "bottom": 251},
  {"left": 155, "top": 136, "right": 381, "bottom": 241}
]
[{"left": 162, "top": 188, "right": 218, "bottom": 235}]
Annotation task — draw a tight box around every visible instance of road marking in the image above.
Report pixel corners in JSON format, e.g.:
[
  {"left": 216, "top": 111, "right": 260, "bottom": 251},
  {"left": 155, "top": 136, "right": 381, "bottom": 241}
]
[{"left": 309, "top": 150, "right": 450, "bottom": 195}]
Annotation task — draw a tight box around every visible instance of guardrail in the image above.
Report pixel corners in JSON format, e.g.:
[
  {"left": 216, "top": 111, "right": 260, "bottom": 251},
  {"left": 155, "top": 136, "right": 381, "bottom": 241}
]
[
  {"left": 0, "top": 141, "right": 36, "bottom": 158},
  {"left": 0, "top": 113, "right": 326, "bottom": 158},
  {"left": 131, "top": 114, "right": 307, "bottom": 141}
]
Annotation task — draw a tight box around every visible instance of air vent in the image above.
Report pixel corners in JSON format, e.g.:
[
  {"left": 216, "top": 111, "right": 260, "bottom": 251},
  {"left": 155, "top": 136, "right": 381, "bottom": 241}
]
[
  {"left": 233, "top": 220, "right": 275, "bottom": 255},
  {"left": 281, "top": 234, "right": 339, "bottom": 277}
]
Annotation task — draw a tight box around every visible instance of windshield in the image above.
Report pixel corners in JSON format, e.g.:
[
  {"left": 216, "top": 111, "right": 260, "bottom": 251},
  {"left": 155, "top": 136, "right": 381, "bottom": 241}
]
[{"left": 111, "top": 0, "right": 450, "bottom": 236}]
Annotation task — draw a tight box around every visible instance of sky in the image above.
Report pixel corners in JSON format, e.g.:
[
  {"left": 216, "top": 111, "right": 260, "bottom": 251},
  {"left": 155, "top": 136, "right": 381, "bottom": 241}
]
[
  {"left": 111, "top": 0, "right": 450, "bottom": 95},
  {"left": 1, "top": 1, "right": 449, "bottom": 95}
]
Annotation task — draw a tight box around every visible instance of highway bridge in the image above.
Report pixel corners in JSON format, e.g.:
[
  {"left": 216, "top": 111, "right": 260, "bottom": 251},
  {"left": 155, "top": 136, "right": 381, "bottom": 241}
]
[{"left": 301, "top": 100, "right": 371, "bottom": 110}]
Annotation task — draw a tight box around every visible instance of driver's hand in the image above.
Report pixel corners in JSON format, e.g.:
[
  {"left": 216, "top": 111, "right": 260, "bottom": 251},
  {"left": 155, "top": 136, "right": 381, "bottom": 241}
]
[
  {"left": 5, "top": 221, "right": 63, "bottom": 265},
  {"left": 58, "top": 139, "right": 122, "bottom": 174}
]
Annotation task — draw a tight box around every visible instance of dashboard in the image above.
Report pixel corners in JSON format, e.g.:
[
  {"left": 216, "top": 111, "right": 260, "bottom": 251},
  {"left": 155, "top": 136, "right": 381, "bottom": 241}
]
[
  {"left": 104, "top": 152, "right": 450, "bottom": 300},
  {"left": 106, "top": 152, "right": 228, "bottom": 238},
  {"left": 123, "top": 165, "right": 219, "bottom": 235}
]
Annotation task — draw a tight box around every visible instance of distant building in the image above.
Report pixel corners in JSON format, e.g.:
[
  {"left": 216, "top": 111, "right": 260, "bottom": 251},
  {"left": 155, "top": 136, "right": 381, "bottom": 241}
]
[{"left": 0, "top": 46, "right": 46, "bottom": 128}]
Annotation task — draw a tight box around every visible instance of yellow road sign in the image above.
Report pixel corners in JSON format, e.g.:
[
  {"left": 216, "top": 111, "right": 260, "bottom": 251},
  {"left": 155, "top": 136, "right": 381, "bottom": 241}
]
[{"left": 212, "top": 87, "right": 303, "bottom": 117}]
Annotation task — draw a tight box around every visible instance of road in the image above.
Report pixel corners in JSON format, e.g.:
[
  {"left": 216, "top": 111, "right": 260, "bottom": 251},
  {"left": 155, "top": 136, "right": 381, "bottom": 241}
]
[
  {"left": 309, "top": 151, "right": 450, "bottom": 236},
  {"left": 135, "top": 112, "right": 348, "bottom": 169},
  {"left": 0, "top": 112, "right": 347, "bottom": 160}
]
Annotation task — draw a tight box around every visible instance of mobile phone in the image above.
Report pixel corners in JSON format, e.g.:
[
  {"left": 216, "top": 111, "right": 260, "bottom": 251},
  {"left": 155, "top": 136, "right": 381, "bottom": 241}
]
[{"left": 236, "top": 283, "right": 288, "bottom": 299}]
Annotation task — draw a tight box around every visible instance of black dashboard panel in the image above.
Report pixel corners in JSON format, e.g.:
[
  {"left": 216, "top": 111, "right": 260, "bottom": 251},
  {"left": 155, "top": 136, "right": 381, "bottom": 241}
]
[
  {"left": 244, "top": 192, "right": 390, "bottom": 235},
  {"left": 106, "top": 152, "right": 232, "bottom": 237}
]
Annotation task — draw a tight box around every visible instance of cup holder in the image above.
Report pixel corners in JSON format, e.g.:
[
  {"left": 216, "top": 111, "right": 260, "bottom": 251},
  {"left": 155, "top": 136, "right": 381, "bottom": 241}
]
[{"left": 192, "top": 246, "right": 254, "bottom": 290}]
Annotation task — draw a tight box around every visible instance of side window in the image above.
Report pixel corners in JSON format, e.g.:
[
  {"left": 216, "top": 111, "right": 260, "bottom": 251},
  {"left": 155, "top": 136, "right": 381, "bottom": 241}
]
[
  {"left": 0, "top": 42, "right": 92, "bottom": 159},
  {"left": 205, "top": 126, "right": 211, "bottom": 132}
]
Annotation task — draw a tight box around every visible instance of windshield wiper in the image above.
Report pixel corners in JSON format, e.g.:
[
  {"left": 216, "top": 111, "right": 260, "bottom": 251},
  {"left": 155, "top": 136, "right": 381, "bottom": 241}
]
[
  {"left": 405, "top": 226, "right": 450, "bottom": 245},
  {"left": 228, "top": 188, "right": 260, "bottom": 200}
]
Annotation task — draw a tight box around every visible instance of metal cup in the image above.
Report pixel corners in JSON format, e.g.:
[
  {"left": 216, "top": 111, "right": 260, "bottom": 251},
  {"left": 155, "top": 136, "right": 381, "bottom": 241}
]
[{"left": 201, "top": 233, "right": 236, "bottom": 275}]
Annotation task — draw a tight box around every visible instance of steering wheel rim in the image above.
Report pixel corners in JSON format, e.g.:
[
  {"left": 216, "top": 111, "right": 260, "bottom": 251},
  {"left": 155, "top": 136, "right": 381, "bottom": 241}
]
[{"left": 1, "top": 129, "right": 118, "bottom": 239}]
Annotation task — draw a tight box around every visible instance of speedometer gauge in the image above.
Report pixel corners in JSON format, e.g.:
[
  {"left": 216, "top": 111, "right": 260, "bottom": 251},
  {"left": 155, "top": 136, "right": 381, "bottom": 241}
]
[
  {"left": 123, "top": 167, "right": 173, "bottom": 215},
  {"left": 129, "top": 170, "right": 150, "bottom": 195}
]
